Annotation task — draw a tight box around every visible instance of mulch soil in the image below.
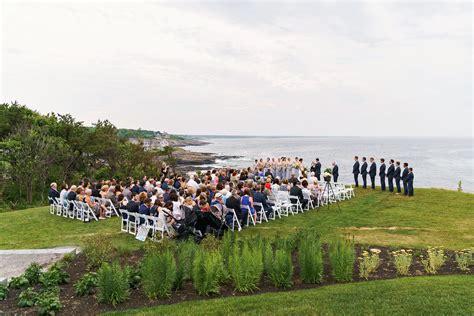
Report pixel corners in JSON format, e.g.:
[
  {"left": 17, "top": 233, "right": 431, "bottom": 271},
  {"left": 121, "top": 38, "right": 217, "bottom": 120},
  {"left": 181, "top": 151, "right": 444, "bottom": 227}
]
[{"left": 1, "top": 245, "right": 472, "bottom": 315}]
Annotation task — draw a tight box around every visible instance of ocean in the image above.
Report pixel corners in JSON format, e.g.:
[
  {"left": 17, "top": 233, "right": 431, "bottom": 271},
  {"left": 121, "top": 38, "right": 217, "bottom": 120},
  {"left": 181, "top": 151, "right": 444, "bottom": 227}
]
[{"left": 184, "top": 136, "right": 474, "bottom": 192}]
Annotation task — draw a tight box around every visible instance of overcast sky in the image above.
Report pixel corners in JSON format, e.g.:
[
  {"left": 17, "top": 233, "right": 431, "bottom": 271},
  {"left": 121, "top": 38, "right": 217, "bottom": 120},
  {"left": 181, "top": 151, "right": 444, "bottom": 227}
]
[{"left": 1, "top": 1, "right": 472, "bottom": 137}]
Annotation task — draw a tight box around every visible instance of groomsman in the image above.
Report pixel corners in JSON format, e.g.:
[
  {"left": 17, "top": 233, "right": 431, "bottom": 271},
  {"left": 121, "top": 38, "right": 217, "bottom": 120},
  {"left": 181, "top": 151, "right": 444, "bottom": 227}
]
[
  {"left": 402, "top": 163, "right": 409, "bottom": 196},
  {"left": 407, "top": 168, "right": 415, "bottom": 196},
  {"left": 353, "top": 156, "right": 360, "bottom": 187},
  {"left": 387, "top": 159, "right": 395, "bottom": 192},
  {"left": 394, "top": 161, "right": 402, "bottom": 194},
  {"left": 360, "top": 157, "right": 368, "bottom": 188},
  {"left": 379, "top": 158, "right": 386, "bottom": 191},
  {"left": 369, "top": 157, "right": 377, "bottom": 189},
  {"left": 314, "top": 158, "right": 322, "bottom": 181},
  {"left": 332, "top": 161, "right": 339, "bottom": 183}
]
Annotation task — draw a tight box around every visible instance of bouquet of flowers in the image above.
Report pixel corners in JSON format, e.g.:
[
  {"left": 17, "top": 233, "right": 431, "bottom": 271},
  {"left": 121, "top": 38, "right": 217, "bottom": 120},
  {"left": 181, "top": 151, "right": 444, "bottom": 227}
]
[{"left": 323, "top": 168, "right": 332, "bottom": 182}]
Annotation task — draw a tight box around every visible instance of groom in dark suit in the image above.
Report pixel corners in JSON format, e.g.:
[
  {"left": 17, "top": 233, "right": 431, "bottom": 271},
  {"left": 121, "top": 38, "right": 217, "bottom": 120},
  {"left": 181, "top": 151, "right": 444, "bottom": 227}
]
[
  {"left": 332, "top": 161, "right": 339, "bottom": 183},
  {"left": 352, "top": 156, "right": 360, "bottom": 187},
  {"left": 369, "top": 157, "right": 376, "bottom": 189},
  {"left": 379, "top": 158, "right": 386, "bottom": 191},
  {"left": 314, "top": 158, "right": 321, "bottom": 181},
  {"left": 387, "top": 159, "right": 395, "bottom": 192},
  {"left": 394, "top": 161, "right": 402, "bottom": 194},
  {"left": 360, "top": 157, "right": 368, "bottom": 189}
]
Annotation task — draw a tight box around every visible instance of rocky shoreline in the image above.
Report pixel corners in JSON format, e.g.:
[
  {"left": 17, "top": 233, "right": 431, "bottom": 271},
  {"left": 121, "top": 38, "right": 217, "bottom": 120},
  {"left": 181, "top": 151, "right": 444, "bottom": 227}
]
[{"left": 173, "top": 147, "right": 240, "bottom": 172}]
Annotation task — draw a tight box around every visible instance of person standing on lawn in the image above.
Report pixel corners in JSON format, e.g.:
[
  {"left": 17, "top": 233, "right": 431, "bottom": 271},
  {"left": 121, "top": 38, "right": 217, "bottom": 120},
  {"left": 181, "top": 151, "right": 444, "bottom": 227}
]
[
  {"left": 360, "top": 157, "right": 368, "bottom": 189},
  {"left": 369, "top": 157, "right": 377, "bottom": 189},
  {"left": 402, "top": 162, "right": 409, "bottom": 196},
  {"left": 407, "top": 168, "right": 415, "bottom": 196},
  {"left": 353, "top": 156, "right": 360, "bottom": 187},
  {"left": 394, "top": 161, "right": 402, "bottom": 194},
  {"left": 379, "top": 158, "right": 386, "bottom": 191},
  {"left": 387, "top": 159, "right": 395, "bottom": 192}
]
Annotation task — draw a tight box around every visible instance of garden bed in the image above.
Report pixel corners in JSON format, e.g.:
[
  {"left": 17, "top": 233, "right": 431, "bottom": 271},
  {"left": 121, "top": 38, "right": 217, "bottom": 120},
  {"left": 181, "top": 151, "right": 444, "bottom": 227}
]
[{"left": 1, "top": 240, "right": 472, "bottom": 315}]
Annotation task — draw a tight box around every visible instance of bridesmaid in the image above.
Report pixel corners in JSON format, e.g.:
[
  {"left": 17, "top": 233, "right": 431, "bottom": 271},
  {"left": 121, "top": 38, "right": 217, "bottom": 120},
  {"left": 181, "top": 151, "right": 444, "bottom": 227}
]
[
  {"left": 271, "top": 157, "right": 276, "bottom": 177},
  {"left": 276, "top": 158, "right": 282, "bottom": 179}
]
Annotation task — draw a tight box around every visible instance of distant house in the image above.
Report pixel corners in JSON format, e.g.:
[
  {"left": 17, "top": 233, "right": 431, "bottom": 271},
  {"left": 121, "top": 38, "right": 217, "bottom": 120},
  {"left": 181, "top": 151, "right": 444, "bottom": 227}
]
[{"left": 160, "top": 140, "right": 169, "bottom": 148}]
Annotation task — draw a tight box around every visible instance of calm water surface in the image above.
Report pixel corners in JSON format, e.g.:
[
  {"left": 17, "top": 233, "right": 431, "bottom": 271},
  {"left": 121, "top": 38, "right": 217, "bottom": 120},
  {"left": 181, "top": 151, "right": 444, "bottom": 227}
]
[{"left": 185, "top": 136, "right": 474, "bottom": 192}]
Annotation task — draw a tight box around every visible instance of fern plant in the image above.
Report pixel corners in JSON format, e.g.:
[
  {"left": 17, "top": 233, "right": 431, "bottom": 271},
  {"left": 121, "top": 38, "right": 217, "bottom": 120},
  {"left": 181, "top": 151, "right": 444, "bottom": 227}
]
[
  {"left": 141, "top": 250, "right": 177, "bottom": 299},
  {"left": 229, "top": 241, "right": 263, "bottom": 292},
  {"left": 329, "top": 238, "right": 355, "bottom": 282},
  {"left": 192, "top": 250, "right": 223, "bottom": 296},
  {"left": 299, "top": 238, "right": 324, "bottom": 284},
  {"left": 269, "top": 249, "right": 293, "bottom": 289},
  {"left": 97, "top": 262, "right": 130, "bottom": 306},
  {"left": 262, "top": 239, "right": 274, "bottom": 275},
  {"left": 174, "top": 240, "right": 196, "bottom": 290}
]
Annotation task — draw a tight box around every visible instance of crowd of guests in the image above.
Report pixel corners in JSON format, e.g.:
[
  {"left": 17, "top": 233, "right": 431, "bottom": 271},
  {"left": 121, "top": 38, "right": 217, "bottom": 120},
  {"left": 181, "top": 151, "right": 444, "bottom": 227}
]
[
  {"left": 352, "top": 156, "right": 415, "bottom": 196},
  {"left": 48, "top": 164, "right": 326, "bottom": 235}
]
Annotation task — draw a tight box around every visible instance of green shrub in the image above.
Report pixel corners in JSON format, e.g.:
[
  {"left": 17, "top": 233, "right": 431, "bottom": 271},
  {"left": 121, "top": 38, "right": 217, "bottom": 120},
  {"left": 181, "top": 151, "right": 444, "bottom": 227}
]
[
  {"left": 9, "top": 275, "right": 29, "bottom": 289},
  {"left": 18, "top": 287, "right": 37, "bottom": 307},
  {"left": 420, "top": 246, "right": 446, "bottom": 274},
  {"left": 391, "top": 249, "right": 413, "bottom": 276},
  {"left": 39, "top": 263, "right": 69, "bottom": 288},
  {"left": 24, "top": 262, "right": 42, "bottom": 285},
  {"left": 61, "top": 253, "right": 76, "bottom": 264},
  {"left": 175, "top": 241, "right": 196, "bottom": 290},
  {"left": 200, "top": 234, "right": 221, "bottom": 252},
  {"left": 141, "top": 250, "right": 176, "bottom": 299},
  {"left": 329, "top": 238, "right": 355, "bottom": 282},
  {"left": 36, "top": 287, "right": 62, "bottom": 315},
  {"left": 358, "top": 249, "right": 381, "bottom": 280},
  {"left": 129, "top": 267, "right": 142, "bottom": 289},
  {"left": 192, "top": 250, "right": 223, "bottom": 295},
  {"left": 454, "top": 248, "right": 473, "bottom": 272},
  {"left": 82, "top": 235, "right": 114, "bottom": 268},
  {"left": 97, "top": 262, "right": 130, "bottom": 306},
  {"left": 74, "top": 272, "right": 98, "bottom": 296},
  {"left": 229, "top": 241, "right": 263, "bottom": 292},
  {"left": 269, "top": 249, "right": 293, "bottom": 289},
  {"left": 262, "top": 239, "right": 273, "bottom": 275},
  {"left": 0, "top": 284, "right": 8, "bottom": 301},
  {"left": 299, "top": 238, "right": 323, "bottom": 284}
]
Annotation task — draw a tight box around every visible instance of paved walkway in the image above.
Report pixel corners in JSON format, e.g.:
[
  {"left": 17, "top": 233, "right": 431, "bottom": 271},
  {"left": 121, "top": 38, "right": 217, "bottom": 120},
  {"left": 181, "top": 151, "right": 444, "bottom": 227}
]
[{"left": 0, "top": 247, "right": 78, "bottom": 284}]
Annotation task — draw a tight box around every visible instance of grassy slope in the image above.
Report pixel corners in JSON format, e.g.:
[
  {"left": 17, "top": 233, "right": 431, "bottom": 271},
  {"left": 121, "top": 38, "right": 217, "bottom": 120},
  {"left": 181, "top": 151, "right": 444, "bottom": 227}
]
[
  {"left": 0, "top": 188, "right": 473, "bottom": 250},
  {"left": 108, "top": 275, "right": 474, "bottom": 316}
]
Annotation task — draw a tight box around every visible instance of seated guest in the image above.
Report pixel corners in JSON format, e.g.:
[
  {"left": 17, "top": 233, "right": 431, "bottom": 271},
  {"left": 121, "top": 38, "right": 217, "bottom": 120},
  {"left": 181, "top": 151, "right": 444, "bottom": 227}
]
[
  {"left": 126, "top": 193, "right": 140, "bottom": 213},
  {"left": 48, "top": 183, "right": 60, "bottom": 203},
  {"left": 59, "top": 184, "right": 69, "bottom": 207},
  {"left": 301, "top": 180, "right": 317, "bottom": 207},
  {"left": 226, "top": 190, "right": 242, "bottom": 221},
  {"left": 289, "top": 179, "right": 307, "bottom": 209},
  {"left": 100, "top": 185, "right": 109, "bottom": 198},
  {"left": 84, "top": 188, "right": 106, "bottom": 219},
  {"left": 139, "top": 198, "right": 152, "bottom": 216},
  {"left": 67, "top": 185, "right": 77, "bottom": 202},
  {"left": 92, "top": 183, "right": 101, "bottom": 198},
  {"left": 279, "top": 179, "right": 289, "bottom": 191},
  {"left": 253, "top": 185, "right": 273, "bottom": 217},
  {"left": 241, "top": 188, "right": 256, "bottom": 225},
  {"left": 122, "top": 183, "right": 132, "bottom": 200}
]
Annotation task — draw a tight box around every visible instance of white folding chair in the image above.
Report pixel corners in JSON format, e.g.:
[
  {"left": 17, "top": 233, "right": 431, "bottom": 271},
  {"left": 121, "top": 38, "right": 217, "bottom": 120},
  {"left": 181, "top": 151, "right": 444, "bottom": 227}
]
[
  {"left": 289, "top": 195, "right": 304, "bottom": 214},
  {"left": 253, "top": 202, "right": 268, "bottom": 224},
  {"left": 154, "top": 215, "right": 170, "bottom": 241},
  {"left": 128, "top": 212, "right": 138, "bottom": 235},
  {"left": 242, "top": 205, "right": 256, "bottom": 226},
  {"left": 81, "top": 202, "right": 96, "bottom": 221},
  {"left": 48, "top": 198, "right": 56, "bottom": 214},
  {"left": 228, "top": 208, "right": 242, "bottom": 232},
  {"left": 120, "top": 210, "right": 129, "bottom": 232}
]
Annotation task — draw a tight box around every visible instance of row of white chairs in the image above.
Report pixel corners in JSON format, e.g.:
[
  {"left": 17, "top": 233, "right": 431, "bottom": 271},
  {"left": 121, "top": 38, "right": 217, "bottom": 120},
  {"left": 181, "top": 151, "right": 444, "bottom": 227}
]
[
  {"left": 48, "top": 196, "right": 120, "bottom": 221},
  {"left": 119, "top": 210, "right": 171, "bottom": 241}
]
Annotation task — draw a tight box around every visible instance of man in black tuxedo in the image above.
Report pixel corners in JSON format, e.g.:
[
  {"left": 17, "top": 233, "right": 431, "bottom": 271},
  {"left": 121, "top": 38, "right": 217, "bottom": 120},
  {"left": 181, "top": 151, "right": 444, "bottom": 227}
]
[
  {"left": 387, "top": 159, "right": 395, "bottom": 192},
  {"left": 314, "top": 158, "right": 321, "bottom": 181},
  {"left": 360, "top": 157, "right": 368, "bottom": 189},
  {"left": 352, "top": 156, "right": 360, "bottom": 187},
  {"left": 394, "top": 161, "right": 402, "bottom": 194},
  {"left": 369, "top": 157, "right": 376, "bottom": 189},
  {"left": 332, "top": 161, "right": 339, "bottom": 183},
  {"left": 401, "top": 163, "right": 409, "bottom": 196},
  {"left": 379, "top": 158, "right": 386, "bottom": 191},
  {"left": 407, "top": 168, "right": 414, "bottom": 196}
]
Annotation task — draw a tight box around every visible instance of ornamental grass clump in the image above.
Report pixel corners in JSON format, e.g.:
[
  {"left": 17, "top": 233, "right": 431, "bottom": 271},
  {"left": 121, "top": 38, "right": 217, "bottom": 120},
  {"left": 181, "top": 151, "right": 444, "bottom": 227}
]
[
  {"left": 262, "top": 239, "right": 274, "bottom": 275},
  {"left": 358, "top": 248, "right": 381, "bottom": 280},
  {"left": 391, "top": 249, "right": 413, "bottom": 276},
  {"left": 329, "top": 238, "right": 355, "bottom": 282},
  {"left": 298, "top": 238, "right": 324, "bottom": 284},
  {"left": 141, "top": 250, "right": 176, "bottom": 299},
  {"left": 420, "top": 246, "right": 446, "bottom": 274},
  {"left": 192, "top": 250, "right": 224, "bottom": 296},
  {"left": 229, "top": 241, "right": 263, "bottom": 292},
  {"left": 97, "top": 262, "right": 130, "bottom": 306},
  {"left": 454, "top": 248, "right": 473, "bottom": 272},
  {"left": 269, "top": 249, "right": 293, "bottom": 289}
]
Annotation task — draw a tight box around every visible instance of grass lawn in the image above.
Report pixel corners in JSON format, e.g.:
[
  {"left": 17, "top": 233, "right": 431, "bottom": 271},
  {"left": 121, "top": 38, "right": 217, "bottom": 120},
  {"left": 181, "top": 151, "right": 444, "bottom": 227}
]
[
  {"left": 1, "top": 188, "right": 472, "bottom": 250},
  {"left": 107, "top": 275, "right": 474, "bottom": 315}
]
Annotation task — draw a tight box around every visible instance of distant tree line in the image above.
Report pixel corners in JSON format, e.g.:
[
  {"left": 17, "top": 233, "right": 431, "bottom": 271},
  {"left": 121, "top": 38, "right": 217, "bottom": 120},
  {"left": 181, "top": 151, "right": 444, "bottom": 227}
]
[
  {"left": 0, "top": 102, "right": 162, "bottom": 210},
  {"left": 117, "top": 128, "right": 158, "bottom": 139}
]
